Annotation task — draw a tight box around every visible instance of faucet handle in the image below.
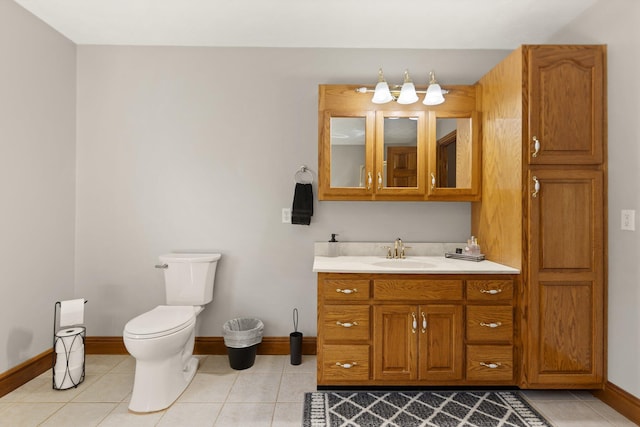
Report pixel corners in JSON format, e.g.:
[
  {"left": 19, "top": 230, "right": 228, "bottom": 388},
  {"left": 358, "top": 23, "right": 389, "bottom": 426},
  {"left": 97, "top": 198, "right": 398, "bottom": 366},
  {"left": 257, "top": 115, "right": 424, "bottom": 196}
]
[
  {"left": 400, "top": 246, "right": 411, "bottom": 258},
  {"left": 381, "top": 246, "right": 393, "bottom": 259}
]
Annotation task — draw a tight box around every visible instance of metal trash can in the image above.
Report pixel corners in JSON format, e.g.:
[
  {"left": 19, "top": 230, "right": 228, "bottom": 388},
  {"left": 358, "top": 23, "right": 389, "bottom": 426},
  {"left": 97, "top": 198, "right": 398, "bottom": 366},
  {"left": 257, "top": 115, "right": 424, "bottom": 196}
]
[{"left": 223, "top": 318, "right": 264, "bottom": 370}]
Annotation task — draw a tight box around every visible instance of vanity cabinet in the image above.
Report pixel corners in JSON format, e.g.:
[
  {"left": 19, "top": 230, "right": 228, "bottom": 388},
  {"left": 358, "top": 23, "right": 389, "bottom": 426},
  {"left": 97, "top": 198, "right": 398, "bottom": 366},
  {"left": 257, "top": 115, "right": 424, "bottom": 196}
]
[
  {"left": 473, "top": 44, "right": 606, "bottom": 389},
  {"left": 317, "top": 85, "right": 481, "bottom": 201},
  {"left": 317, "top": 273, "right": 516, "bottom": 387}
]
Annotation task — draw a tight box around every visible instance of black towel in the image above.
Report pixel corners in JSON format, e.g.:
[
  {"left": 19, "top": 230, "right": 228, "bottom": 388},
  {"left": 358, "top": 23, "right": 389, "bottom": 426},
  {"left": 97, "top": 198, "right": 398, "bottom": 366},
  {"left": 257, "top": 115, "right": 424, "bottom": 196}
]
[{"left": 292, "top": 183, "right": 313, "bottom": 225}]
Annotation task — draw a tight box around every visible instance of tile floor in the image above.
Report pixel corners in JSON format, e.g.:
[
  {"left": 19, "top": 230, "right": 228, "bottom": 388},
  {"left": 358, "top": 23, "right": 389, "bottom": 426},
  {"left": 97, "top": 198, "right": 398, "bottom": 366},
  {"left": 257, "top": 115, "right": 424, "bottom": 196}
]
[{"left": 0, "top": 354, "right": 635, "bottom": 426}]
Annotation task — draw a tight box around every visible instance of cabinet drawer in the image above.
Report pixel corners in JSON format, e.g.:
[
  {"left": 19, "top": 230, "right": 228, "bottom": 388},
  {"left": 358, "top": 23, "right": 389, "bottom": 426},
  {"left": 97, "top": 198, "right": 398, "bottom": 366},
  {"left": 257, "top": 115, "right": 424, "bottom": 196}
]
[
  {"left": 373, "top": 280, "right": 463, "bottom": 301},
  {"left": 321, "top": 345, "right": 370, "bottom": 382},
  {"left": 321, "top": 279, "right": 370, "bottom": 302},
  {"left": 466, "top": 280, "right": 514, "bottom": 301},
  {"left": 466, "top": 306, "right": 513, "bottom": 342},
  {"left": 322, "top": 305, "right": 370, "bottom": 341},
  {"left": 466, "top": 345, "right": 513, "bottom": 382}
]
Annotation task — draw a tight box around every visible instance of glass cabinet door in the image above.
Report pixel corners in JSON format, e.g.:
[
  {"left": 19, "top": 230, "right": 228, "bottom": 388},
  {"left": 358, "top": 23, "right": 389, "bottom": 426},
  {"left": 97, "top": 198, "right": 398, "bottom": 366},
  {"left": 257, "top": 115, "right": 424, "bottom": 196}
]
[
  {"left": 427, "top": 111, "right": 481, "bottom": 200},
  {"left": 319, "top": 111, "right": 375, "bottom": 199},
  {"left": 375, "top": 111, "right": 426, "bottom": 198}
]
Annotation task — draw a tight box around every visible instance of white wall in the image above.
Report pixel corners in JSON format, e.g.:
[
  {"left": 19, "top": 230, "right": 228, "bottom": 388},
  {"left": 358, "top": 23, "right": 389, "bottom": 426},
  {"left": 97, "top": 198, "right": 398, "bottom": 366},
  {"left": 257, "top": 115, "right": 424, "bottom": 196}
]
[
  {"left": 0, "top": 1, "right": 76, "bottom": 373},
  {"left": 75, "top": 46, "right": 508, "bottom": 338},
  {"left": 549, "top": 0, "right": 640, "bottom": 398}
]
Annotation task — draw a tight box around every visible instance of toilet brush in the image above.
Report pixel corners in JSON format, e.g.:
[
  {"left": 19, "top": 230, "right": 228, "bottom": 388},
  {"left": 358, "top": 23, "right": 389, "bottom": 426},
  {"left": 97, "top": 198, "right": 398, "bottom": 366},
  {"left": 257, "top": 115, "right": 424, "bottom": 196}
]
[{"left": 289, "top": 308, "right": 302, "bottom": 365}]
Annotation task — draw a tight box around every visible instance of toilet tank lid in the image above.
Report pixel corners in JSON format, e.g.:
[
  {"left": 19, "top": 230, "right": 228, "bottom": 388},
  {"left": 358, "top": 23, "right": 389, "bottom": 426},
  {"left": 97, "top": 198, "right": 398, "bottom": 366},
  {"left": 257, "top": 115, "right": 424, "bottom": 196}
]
[
  {"left": 159, "top": 253, "right": 221, "bottom": 263},
  {"left": 125, "top": 305, "right": 196, "bottom": 336}
]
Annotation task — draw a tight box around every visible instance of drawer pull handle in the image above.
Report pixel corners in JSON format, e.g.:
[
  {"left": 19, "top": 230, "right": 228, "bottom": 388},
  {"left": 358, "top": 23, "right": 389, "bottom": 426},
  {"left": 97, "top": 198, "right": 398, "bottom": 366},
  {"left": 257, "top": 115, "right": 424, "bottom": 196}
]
[
  {"left": 336, "top": 288, "right": 357, "bottom": 294},
  {"left": 532, "top": 136, "right": 541, "bottom": 158},
  {"left": 479, "top": 289, "right": 502, "bottom": 295},
  {"left": 480, "top": 321, "right": 502, "bottom": 328},
  {"left": 411, "top": 312, "right": 418, "bottom": 334},
  {"left": 336, "top": 321, "right": 358, "bottom": 328},
  {"left": 480, "top": 362, "right": 502, "bottom": 369},
  {"left": 336, "top": 362, "right": 357, "bottom": 369}
]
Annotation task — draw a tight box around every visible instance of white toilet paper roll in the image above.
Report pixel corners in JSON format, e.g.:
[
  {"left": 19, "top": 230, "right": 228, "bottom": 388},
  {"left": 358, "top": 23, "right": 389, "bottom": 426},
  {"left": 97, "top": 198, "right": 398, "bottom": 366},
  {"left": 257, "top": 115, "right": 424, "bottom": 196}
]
[
  {"left": 59, "top": 299, "right": 85, "bottom": 327},
  {"left": 54, "top": 348, "right": 84, "bottom": 371},
  {"left": 54, "top": 365, "right": 84, "bottom": 389},
  {"left": 55, "top": 327, "right": 85, "bottom": 353}
]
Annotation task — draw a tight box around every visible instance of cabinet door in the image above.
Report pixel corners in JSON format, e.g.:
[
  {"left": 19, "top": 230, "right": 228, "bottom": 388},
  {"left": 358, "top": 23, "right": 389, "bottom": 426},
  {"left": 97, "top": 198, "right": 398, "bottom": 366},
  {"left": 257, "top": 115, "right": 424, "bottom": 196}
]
[
  {"left": 373, "top": 111, "right": 427, "bottom": 199},
  {"left": 418, "top": 305, "right": 463, "bottom": 381},
  {"left": 318, "top": 110, "right": 376, "bottom": 200},
  {"left": 527, "top": 45, "right": 604, "bottom": 164},
  {"left": 525, "top": 169, "right": 604, "bottom": 387},
  {"left": 373, "top": 305, "right": 417, "bottom": 381},
  {"left": 426, "top": 111, "right": 481, "bottom": 201}
]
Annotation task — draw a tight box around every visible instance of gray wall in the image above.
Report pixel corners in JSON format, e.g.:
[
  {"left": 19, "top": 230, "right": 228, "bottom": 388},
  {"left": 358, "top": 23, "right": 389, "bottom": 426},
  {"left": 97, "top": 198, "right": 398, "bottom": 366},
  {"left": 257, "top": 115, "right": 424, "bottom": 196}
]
[
  {"left": 0, "top": 1, "right": 76, "bottom": 373},
  {"left": 75, "top": 46, "right": 508, "bottom": 339},
  {"left": 548, "top": 0, "right": 640, "bottom": 398}
]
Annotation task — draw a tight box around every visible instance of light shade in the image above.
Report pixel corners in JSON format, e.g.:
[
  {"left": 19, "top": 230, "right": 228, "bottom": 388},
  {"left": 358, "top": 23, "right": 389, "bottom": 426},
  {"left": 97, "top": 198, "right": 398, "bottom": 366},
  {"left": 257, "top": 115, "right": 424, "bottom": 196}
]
[
  {"left": 423, "top": 71, "right": 445, "bottom": 105},
  {"left": 396, "top": 70, "right": 419, "bottom": 104},
  {"left": 372, "top": 81, "right": 393, "bottom": 104},
  {"left": 371, "top": 69, "right": 393, "bottom": 104}
]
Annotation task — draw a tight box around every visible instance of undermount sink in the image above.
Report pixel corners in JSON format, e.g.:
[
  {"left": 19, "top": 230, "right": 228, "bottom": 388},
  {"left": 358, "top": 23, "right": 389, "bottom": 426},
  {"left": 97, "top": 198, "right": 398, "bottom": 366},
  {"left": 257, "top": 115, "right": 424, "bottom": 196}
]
[{"left": 371, "top": 259, "right": 436, "bottom": 269}]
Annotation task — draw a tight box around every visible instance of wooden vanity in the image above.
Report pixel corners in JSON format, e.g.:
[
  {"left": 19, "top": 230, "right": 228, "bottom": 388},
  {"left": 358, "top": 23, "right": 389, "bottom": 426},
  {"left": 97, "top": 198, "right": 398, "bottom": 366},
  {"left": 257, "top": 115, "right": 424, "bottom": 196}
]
[{"left": 314, "top": 256, "right": 520, "bottom": 388}]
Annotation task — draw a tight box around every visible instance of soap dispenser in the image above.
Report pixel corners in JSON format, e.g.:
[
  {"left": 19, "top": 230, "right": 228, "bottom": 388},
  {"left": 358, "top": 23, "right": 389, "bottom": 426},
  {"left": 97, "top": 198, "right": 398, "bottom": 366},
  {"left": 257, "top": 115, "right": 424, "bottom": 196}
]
[{"left": 327, "top": 234, "right": 339, "bottom": 257}]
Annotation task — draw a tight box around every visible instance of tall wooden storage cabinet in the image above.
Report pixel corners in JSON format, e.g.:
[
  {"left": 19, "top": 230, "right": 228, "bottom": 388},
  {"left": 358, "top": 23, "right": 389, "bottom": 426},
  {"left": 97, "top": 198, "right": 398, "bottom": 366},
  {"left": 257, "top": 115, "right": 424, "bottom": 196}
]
[{"left": 472, "top": 45, "right": 606, "bottom": 388}]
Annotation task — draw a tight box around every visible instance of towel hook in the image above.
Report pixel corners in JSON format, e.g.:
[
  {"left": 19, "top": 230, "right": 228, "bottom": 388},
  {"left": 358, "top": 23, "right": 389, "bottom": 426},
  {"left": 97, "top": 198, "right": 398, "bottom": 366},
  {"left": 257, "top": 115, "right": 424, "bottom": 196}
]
[{"left": 294, "top": 165, "right": 313, "bottom": 184}]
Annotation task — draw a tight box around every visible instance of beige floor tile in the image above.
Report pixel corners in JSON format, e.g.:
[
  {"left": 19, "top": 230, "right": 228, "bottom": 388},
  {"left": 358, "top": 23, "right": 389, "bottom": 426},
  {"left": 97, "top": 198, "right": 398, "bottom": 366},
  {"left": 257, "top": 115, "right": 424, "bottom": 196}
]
[
  {"left": 156, "top": 402, "right": 222, "bottom": 427},
  {"left": 213, "top": 402, "right": 274, "bottom": 427},
  {"left": 178, "top": 371, "right": 237, "bottom": 403},
  {"left": 530, "top": 400, "right": 613, "bottom": 426},
  {"left": 198, "top": 355, "right": 236, "bottom": 374},
  {"left": 240, "top": 355, "right": 285, "bottom": 373},
  {"left": 226, "top": 372, "right": 281, "bottom": 403},
  {"left": 583, "top": 400, "right": 637, "bottom": 426},
  {"left": 108, "top": 356, "right": 136, "bottom": 374},
  {"left": 20, "top": 374, "right": 101, "bottom": 403},
  {"left": 283, "top": 355, "right": 317, "bottom": 373},
  {"left": 0, "top": 402, "right": 64, "bottom": 427},
  {"left": 84, "top": 355, "right": 131, "bottom": 375},
  {"left": 39, "top": 402, "right": 116, "bottom": 427},
  {"left": 0, "top": 402, "right": 12, "bottom": 415},
  {"left": 273, "top": 402, "right": 304, "bottom": 426},
  {"left": 277, "top": 373, "right": 316, "bottom": 403},
  {"left": 521, "top": 389, "right": 581, "bottom": 401},
  {"left": 96, "top": 402, "right": 165, "bottom": 426},
  {"left": 73, "top": 373, "right": 133, "bottom": 403},
  {"left": 570, "top": 390, "right": 599, "bottom": 401}
]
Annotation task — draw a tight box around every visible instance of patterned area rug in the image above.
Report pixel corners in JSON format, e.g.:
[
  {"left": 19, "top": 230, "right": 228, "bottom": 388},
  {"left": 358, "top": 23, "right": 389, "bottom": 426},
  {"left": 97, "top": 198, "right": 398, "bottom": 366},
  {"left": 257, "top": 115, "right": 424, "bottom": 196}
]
[{"left": 303, "top": 391, "right": 551, "bottom": 427}]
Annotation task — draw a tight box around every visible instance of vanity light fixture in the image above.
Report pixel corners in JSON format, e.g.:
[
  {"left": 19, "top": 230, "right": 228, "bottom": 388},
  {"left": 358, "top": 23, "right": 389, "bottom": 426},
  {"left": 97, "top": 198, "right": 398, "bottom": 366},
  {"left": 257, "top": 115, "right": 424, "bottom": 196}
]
[{"left": 356, "top": 68, "right": 448, "bottom": 105}]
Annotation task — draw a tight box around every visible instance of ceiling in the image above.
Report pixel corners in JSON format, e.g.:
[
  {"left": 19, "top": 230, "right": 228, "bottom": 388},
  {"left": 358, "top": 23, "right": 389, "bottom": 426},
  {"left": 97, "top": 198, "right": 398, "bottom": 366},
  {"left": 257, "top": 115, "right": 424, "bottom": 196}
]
[{"left": 14, "top": 0, "right": 597, "bottom": 49}]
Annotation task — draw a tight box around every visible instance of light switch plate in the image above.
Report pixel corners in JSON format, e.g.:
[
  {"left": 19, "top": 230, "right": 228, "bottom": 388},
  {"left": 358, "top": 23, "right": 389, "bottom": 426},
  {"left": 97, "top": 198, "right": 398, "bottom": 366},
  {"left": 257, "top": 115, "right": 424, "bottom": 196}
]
[
  {"left": 282, "top": 208, "right": 291, "bottom": 223},
  {"left": 621, "top": 209, "right": 635, "bottom": 231}
]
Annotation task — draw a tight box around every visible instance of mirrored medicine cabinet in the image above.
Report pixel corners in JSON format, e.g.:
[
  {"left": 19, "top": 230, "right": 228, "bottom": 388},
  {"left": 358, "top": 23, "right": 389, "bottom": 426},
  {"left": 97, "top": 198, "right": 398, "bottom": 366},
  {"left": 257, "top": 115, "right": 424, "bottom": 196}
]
[{"left": 318, "top": 84, "right": 480, "bottom": 201}]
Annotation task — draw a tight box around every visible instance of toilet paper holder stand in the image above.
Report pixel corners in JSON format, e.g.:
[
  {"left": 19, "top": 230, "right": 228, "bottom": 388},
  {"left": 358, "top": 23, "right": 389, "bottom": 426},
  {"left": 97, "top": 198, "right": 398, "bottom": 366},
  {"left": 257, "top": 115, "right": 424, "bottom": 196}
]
[{"left": 52, "top": 300, "right": 88, "bottom": 390}]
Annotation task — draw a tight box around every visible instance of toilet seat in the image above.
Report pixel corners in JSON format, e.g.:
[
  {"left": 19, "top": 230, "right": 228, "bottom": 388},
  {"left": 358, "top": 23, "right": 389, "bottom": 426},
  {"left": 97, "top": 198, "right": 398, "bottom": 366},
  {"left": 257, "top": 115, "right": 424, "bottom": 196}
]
[{"left": 124, "top": 305, "right": 196, "bottom": 339}]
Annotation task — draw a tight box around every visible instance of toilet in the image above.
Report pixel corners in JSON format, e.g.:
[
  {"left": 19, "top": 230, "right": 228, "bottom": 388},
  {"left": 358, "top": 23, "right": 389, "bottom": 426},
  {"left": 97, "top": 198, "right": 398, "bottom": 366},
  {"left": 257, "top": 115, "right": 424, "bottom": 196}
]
[{"left": 123, "top": 253, "right": 221, "bottom": 413}]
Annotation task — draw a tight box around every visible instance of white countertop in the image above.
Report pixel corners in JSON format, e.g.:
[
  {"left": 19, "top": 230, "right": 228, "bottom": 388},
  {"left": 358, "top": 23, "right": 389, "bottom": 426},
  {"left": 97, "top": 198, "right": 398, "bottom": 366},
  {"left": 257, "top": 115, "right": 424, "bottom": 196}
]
[{"left": 312, "top": 255, "right": 520, "bottom": 274}]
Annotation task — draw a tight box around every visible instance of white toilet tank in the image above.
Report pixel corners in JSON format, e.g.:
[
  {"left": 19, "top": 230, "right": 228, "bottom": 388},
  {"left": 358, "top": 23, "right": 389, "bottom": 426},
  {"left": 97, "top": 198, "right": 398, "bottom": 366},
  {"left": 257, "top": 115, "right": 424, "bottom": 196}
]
[{"left": 159, "top": 253, "right": 221, "bottom": 305}]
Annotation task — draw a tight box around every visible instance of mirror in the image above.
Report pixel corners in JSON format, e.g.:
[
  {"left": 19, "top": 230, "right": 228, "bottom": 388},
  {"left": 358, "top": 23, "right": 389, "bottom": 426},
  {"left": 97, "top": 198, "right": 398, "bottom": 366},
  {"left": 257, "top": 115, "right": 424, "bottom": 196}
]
[
  {"left": 383, "top": 117, "right": 418, "bottom": 188},
  {"left": 435, "top": 117, "right": 473, "bottom": 189},
  {"left": 330, "top": 117, "right": 366, "bottom": 187}
]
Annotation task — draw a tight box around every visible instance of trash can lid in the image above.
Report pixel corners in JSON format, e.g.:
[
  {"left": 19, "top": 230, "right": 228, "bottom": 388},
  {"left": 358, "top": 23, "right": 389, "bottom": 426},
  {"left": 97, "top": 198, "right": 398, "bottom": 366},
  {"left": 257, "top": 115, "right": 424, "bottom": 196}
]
[{"left": 124, "top": 305, "right": 196, "bottom": 338}]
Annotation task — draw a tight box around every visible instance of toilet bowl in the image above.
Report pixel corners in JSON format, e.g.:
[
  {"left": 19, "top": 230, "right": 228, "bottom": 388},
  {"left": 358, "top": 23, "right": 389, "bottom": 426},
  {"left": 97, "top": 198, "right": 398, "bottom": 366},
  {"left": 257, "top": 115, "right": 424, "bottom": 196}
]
[
  {"left": 123, "top": 253, "right": 221, "bottom": 413},
  {"left": 124, "top": 305, "right": 200, "bottom": 413}
]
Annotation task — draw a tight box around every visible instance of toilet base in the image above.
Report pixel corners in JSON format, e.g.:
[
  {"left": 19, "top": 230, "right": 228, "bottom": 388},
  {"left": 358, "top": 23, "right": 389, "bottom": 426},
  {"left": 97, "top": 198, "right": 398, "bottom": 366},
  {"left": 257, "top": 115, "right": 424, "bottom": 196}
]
[{"left": 128, "top": 354, "right": 198, "bottom": 413}]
